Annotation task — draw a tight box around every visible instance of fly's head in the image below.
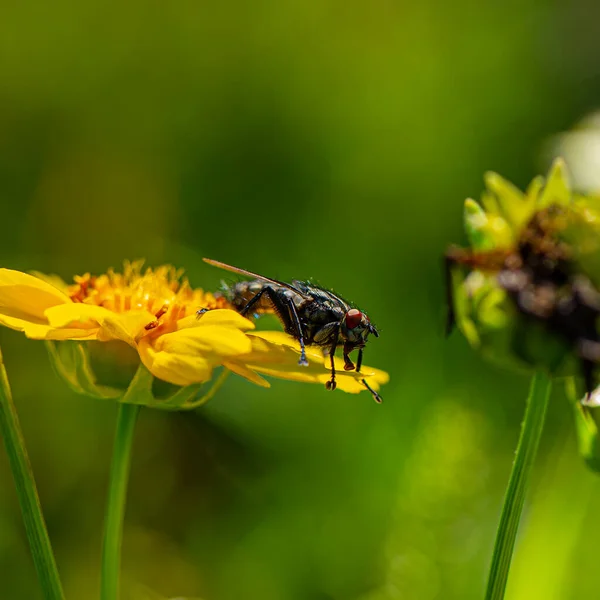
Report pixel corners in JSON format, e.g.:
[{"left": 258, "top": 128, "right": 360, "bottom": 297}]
[{"left": 340, "top": 308, "right": 379, "bottom": 353}]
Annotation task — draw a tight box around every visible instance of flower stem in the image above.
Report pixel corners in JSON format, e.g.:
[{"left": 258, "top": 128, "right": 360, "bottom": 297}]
[
  {"left": 485, "top": 371, "right": 552, "bottom": 600},
  {"left": 0, "top": 348, "right": 65, "bottom": 599},
  {"left": 100, "top": 403, "right": 140, "bottom": 600}
]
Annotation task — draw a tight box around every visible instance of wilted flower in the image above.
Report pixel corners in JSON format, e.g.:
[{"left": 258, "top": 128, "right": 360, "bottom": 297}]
[
  {"left": 446, "top": 159, "right": 600, "bottom": 391},
  {"left": 0, "top": 261, "right": 387, "bottom": 408}
]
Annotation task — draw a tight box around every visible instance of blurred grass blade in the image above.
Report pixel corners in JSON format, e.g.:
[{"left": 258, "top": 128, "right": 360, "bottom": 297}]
[
  {"left": 485, "top": 371, "right": 552, "bottom": 600},
  {"left": 0, "top": 347, "right": 65, "bottom": 599},
  {"left": 101, "top": 402, "right": 140, "bottom": 600}
]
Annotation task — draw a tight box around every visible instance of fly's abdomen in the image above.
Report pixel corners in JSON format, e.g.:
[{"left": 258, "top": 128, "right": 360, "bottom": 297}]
[{"left": 225, "top": 280, "right": 275, "bottom": 314}]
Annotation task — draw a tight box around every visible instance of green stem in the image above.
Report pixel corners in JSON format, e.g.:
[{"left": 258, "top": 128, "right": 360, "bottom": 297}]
[
  {"left": 485, "top": 371, "right": 552, "bottom": 600},
  {"left": 100, "top": 402, "right": 140, "bottom": 600},
  {"left": 0, "top": 348, "right": 65, "bottom": 599}
]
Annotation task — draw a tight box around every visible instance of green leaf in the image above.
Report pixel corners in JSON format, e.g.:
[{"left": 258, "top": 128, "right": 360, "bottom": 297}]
[{"left": 485, "top": 372, "right": 552, "bottom": 600}]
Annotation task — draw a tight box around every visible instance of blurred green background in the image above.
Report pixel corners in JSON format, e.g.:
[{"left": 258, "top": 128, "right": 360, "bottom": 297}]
[{"left": 1, "top": 1, "right": 599, "bottom": 599}]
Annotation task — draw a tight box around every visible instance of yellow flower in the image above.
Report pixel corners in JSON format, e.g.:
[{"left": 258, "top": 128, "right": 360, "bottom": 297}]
[{"left": 0, "top": 261, "right": 388, "bottom": 406}]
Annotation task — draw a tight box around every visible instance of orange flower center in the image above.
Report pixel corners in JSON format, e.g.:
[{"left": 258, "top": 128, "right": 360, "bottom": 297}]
[{"left": 68, "top": 260, "right": 229, "bottom": 330}]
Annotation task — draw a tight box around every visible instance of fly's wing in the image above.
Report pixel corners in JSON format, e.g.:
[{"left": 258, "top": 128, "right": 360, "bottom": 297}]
[{"left": 203, "top": 258, "right": 313, "bottom": 299}]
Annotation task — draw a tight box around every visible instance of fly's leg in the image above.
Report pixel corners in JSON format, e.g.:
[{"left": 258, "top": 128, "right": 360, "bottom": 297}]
[
  {"left": 325, "top": 340, "right": 338, "bottom": 390},
  {"left": 237, "top": 287, "right": 268, "bottom": 317},
  {"left": 356, "top": 348, "right": 363, "bottom": 373},
  {"left": 342, "top": 342, "right": 355, "bottom": 371},
  {"left": 239, "top": 286, "right": 309, "bottom": 367},
  {"left": 286, "top": 300, "right": 309, "bottom": 366},
  {"left": 362, "top": 379, "right": 383, "bottom": 403},
  {"left": 355, "top": 347, "right": 382, "bottom": 402}
]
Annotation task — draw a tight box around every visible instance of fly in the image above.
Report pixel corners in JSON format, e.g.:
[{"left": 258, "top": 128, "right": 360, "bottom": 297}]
[{"left": 201, "top": 258, "right": 382, "bottom": 402}]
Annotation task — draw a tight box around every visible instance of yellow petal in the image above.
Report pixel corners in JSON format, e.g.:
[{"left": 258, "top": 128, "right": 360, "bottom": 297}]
[
  {"left": 138, "top": 338, "right": 215, "bottom": 386},
  {"left": 0, "top": 313, "right": 98, "bottom": 340},
  {"left": 222, "top": 361, "right": 271, "bottom": 387},
  {"left": 177, "top": 309, "right": 255, "bottom": 332},
  {"left": 138, "top": 324, "right": 254, "bottom": 386},
  {"left": 156, "top": 325, "right": 253, "bottom": 357},
  {"left": 242, "top": 330, "right": 326, "bottom": 362},
  {"left": 0, "top": 269, "right": 72, "bottom": 332},
  {"left": 230, "top": 331, "right": 389, "bottom": 394},
  {"left": 105, "top": 311, "right": 160, "bottom": 344},
  {"left": 45, "top": 304, "right": 156, "bottom": 346},
  {"left": 240, "top": 358, "right": 387, "bottom": 393}
]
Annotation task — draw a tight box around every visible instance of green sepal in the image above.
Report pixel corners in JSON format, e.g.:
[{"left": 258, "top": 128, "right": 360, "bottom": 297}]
[
  {"left": 464, "top": 199, "right": 491, "bottom": 250},
  {"left": 484, "top": 170, "right": 526, "bottom": 230},
  {"left": 45, "top": 340, "right": 227, "bottom": 411},
  {"left": 524, "top": 175, "right": 544, "bottom": 206},
  {"left": 452, "top": 271, "right": 575, "bottom": 376},
  {"left": 119, "top": 363, "right": 210, "bottom": 410},
  {"left": 537, "top": 157, "right": 571, "bottom": 209},
  {"left": 46, "top": 341, "right": 121, "bottom": 399},
  {"left": 464, "top": 199, "right": 512, "bottom": 251}
]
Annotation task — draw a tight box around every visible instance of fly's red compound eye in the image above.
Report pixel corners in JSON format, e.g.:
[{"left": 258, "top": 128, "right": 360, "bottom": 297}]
[{"left": 345, "top": 308, "right": 363, "bottom": 329}]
